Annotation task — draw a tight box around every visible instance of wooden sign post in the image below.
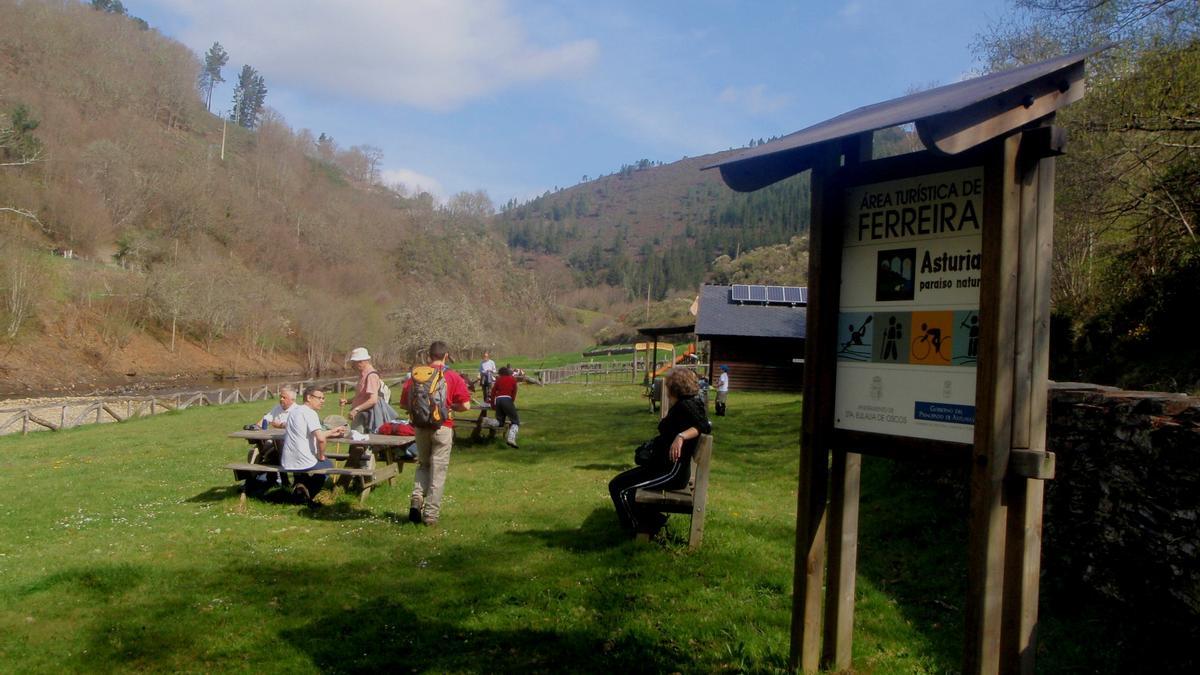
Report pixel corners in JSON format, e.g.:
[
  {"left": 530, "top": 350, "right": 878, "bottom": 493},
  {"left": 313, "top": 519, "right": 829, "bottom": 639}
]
[{"left": 705, "top": 48, "right": 1100, "bottom": 675}]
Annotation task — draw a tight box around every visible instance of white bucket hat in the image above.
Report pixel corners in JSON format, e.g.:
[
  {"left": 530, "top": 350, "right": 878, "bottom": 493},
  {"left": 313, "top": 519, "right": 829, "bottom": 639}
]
[{"left": 349, "top": 347, "right": 371, "bottom": 362}]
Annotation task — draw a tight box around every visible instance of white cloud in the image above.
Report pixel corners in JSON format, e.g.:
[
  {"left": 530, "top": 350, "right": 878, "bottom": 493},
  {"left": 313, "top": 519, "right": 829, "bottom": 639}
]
[
  {"left": 717, "top": 84, "right": 790, "bottom": 115},
  {"left": 380, "top": 168, "right": 444, "bottom": 198},
  {"left": 152, "top": 0, "right": 598, "bottom": 111}
]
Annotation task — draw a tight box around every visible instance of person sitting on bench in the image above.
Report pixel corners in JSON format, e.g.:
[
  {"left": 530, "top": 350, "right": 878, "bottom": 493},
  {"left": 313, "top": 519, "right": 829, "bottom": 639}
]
[
  {"left": 281, "top": 386, "right": 347, "bottom": 505},
  {"left": 609, "top": 367, "right": 711, "bottom": 537}
]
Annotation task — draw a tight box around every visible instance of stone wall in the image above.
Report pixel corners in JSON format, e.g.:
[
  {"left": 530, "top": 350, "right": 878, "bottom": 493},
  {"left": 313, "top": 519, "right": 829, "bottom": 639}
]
[{"left": 1045, "top": 383, "right": 1200, "bottom": 634}]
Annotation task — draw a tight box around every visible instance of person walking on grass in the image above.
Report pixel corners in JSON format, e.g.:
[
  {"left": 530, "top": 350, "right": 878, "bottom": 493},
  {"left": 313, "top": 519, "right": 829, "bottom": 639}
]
[
  {"left": 479, "top": 351, "right": 498, "bottom": 400},
  {"left": 281, "top": 386, "right": 347, "bottom": 506},
  {"left": 489, "top": 366, "right": 521, "bottom": 448},
  {"left": 400, "top": 340, "right": 471, "bottom": 526}
]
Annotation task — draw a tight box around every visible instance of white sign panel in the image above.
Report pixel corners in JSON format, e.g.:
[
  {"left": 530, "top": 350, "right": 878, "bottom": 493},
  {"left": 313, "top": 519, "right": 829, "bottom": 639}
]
[{"left": 834, "top": 167, "right": 983, "bottom": 443}]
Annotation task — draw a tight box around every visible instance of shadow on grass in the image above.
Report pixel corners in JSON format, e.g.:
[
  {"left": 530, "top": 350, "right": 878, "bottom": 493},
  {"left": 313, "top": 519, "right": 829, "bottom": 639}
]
[
  {"left": 17, "top": 555, "right": 695, "bottom": 672},
  {"left": 186, "top": 485, "right": 241, "bottom": 503},
  {"left": 21, "top": 563, "right": 145, "bottom": 599},
  {"left": 281, "top": 596, "right": 694, "bottom": 673},
  {"left": 507, "top": 507, "right": 629, "bottom": 552},
  {"left": 853, "top": 456, "right": 967, "bottom": 671},
  {"left": 300, "top": 500, "right": 374, "bottom": 522}
]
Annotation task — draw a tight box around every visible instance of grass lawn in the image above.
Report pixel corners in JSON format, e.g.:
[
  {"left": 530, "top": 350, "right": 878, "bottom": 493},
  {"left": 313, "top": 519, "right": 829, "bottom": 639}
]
[{"left": 0, "top": 384, "right": 1114, "bottom": 673}]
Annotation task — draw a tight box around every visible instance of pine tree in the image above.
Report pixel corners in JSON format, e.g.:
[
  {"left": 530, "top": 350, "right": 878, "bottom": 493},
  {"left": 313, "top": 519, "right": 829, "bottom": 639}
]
[
  {"left": 230, "top": 65, "right": 268, "bottom": 129},
  {"left": 198, "top": 42, "right": 229, "bottom": 113},
  {"left": 90, "top": 0, "right": 127, "bottom": 14}
]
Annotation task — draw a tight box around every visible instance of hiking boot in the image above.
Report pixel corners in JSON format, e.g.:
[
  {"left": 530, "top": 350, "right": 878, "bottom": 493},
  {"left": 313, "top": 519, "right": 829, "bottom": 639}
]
[
  {"left": 506, "top": 440, "right": 519, "bottom": 449},
  {"left": 292, "top": 484, "right": 311, "bottom": 505},
  {"left": 408, "top": 507, "right": 422, "bottom": 524}
]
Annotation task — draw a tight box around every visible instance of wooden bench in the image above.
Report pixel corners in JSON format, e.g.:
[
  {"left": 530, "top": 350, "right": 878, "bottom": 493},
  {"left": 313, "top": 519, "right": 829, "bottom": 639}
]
[
  {"left": 455, "top": 404, "right": 514, "bottom": 443},
  {"left": 226, "top": 463, "right": 376, "bottom": 506},
  {"left": 634, "top": 433, "right": 713, "bottom": 549}
]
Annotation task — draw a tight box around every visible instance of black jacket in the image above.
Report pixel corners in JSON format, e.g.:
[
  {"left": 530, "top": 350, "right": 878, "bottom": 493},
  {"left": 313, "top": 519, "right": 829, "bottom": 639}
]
[{"left": 649, "top": 395, "right": 712, "bottom": 469}]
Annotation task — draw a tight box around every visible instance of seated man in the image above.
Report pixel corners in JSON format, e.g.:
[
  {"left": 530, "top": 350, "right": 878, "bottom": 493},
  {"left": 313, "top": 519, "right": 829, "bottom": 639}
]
[
  {"left": 261, "top": 385, "right": 297, "bottom": 430},
  {"left": 251, "top": 385, "right": 296, "bottom": 464},
  {"left": 281, "top": 386, "right": 347, "bottom": 505}
]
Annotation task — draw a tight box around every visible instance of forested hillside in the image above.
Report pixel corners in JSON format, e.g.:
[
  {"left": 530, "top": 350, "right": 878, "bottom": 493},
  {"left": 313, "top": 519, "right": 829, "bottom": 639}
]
[
  {"left": 0, "top": 1, "right": 563, "bottom": 391},
  {"left": 494, "top": 151, "right": 811, "bottom": 302}
]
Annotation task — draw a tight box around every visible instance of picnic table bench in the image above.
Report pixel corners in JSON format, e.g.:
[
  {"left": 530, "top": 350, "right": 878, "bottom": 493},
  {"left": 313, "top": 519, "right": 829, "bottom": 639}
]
[
  {"left": 227, "top": 428, "right": 416, "bottom": 505},
  {"left": 459, "top": 402, "right": 514, "bottom": 443},
  {"left": 634, "top": 433, "right": 713, "bottom": 549}
]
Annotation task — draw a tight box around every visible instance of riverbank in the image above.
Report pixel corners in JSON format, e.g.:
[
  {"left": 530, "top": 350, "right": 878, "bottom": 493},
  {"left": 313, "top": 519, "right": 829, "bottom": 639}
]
[{"left": 0, "top": 313, "right": 306, "bottom": 400}]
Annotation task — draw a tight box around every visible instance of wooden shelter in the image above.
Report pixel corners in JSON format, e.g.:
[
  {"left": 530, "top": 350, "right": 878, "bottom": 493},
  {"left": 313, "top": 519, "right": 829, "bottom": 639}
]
[
  {"left": 705, "top": 47, "right": 1103, "bottom": 675},
  {"left": 694, "top": 284, "right": 806, "bottom": 391}
]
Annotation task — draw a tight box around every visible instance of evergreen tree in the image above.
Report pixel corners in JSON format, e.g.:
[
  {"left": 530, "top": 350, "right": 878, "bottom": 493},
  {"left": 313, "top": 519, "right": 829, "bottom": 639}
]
[
  {"left": 198, "top": 42, "right": 229, "bottom": 113},
  {"left": 230, "top": 65, "right": 268, "bottom": 129},
  {"left": 90, "top": 0, "right": 127, "bottom": 14}
]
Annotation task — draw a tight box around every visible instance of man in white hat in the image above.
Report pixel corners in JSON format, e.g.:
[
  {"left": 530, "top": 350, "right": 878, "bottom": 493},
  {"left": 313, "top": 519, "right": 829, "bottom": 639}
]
[{"left": 341, "top": 347, "right": 385, "bottom": 433}]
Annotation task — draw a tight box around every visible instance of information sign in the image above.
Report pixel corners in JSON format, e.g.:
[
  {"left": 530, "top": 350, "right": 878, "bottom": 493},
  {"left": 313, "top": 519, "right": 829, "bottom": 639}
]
[{"left": 833, "top": 167, "right": 984, "bottom": 443}]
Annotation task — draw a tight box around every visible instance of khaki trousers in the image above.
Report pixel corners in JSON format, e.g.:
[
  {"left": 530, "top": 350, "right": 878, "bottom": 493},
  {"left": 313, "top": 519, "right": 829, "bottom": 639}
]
[{"left": 410, "top": 425, "right": 454, "bottom": 522}]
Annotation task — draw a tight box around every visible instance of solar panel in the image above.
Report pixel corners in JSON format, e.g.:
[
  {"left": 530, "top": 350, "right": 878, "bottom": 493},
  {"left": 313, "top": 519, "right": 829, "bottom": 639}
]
[{"left": 730, "top": 284, "right": 807, "bottom": 305}]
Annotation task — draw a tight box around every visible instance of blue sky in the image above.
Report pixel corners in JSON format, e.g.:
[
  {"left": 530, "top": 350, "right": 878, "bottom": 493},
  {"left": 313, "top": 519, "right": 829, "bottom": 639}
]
[{"left": 136, "top": 0, "right": 1013, "bottom": 205}]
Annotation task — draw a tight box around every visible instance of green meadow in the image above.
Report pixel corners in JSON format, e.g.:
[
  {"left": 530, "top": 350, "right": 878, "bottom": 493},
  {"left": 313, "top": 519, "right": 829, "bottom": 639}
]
[{"left": 0, "top": 384, "right": 1115, "bottom": 673}]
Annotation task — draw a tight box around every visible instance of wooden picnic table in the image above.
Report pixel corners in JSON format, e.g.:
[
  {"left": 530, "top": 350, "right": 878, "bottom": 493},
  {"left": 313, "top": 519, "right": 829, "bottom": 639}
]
[{"left": 227, "top": 428, "right": 416, "bottom": 503}]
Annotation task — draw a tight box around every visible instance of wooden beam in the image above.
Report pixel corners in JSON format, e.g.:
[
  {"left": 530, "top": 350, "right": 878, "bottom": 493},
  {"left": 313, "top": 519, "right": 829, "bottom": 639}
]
[
  {"left": 917, "top": 62, "right": 1084, "bottom": 156},
  {"left": 1002, "top": 478, "right": 1046, "bottom": 674},
  {"left": 1008, "top": 450, "right": 1055, "bottom": 480},
  {"left": 821, "top": 132, "right": 870, "bottom": 673},
  {"left": 1011, "top": 131, "right": 1041, "bottom": 450},
  {"left": 791, "top": 141, "right": 840, "bottom": 674},
  {"left": 823, "top": 449, "right": 861, "bottom": 671},
  {"left": 964, "top": 133, "right": 1021, "bottom": 675},
  {"left": 1001, "top": 139, "right": 1057, "bottom": 675}
]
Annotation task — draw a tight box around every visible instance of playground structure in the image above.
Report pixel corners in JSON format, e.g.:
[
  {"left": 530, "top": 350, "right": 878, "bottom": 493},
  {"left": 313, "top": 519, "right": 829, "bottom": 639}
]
[{"left": 639, "top": 342, "right": 699, "bottom": 379}]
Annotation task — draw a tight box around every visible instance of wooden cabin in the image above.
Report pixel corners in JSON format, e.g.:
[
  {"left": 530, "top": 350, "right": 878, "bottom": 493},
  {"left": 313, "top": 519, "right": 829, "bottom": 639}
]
[{"left": 695, "top": 283, "right": 806, "bottom": 392}]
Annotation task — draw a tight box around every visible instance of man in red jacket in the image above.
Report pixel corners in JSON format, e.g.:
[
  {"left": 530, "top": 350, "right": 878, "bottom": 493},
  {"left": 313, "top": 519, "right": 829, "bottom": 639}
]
[{"left": 488, "top": 366, "right": 521, "bottom": 448}]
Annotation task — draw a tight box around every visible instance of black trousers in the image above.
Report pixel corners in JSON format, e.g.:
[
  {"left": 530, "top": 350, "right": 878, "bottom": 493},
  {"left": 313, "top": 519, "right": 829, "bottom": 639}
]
[
  {"left": 493, "top": 396, "right": 520, "bottom": 426},
  {"left": 608, "top": 461, "right": 688, "bottom": 533}
]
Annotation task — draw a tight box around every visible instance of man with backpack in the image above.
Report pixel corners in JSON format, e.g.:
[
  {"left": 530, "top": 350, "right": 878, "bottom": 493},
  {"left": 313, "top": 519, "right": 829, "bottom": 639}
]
[{"left": 400, "top": 340, "right": 471, "bottom": 526}]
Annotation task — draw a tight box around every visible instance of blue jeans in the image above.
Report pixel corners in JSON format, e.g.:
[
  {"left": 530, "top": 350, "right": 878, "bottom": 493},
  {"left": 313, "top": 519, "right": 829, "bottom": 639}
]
[{"left": 294, "top": 459, "right": 333, "bottom": 498}]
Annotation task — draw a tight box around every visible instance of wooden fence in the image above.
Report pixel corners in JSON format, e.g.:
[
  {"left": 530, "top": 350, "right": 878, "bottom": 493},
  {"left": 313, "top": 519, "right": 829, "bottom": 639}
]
[
  {"left": 535, "top": 360, "right": 708, "bottom": 386},
  {"left": 0, "top": 376, "right": 380, "bottom": 436}
]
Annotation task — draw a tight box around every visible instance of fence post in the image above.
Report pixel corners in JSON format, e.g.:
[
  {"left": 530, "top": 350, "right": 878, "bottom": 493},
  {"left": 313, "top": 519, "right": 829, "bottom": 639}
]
[
  {"left": 151, "top": 399, "right": 157, "bottom": 416},
  {"left": 61, "top": 405, "right": 67, "bottom": 429},
  {"left": 22, "top": 410, "right": 28, "bottom": 435}
]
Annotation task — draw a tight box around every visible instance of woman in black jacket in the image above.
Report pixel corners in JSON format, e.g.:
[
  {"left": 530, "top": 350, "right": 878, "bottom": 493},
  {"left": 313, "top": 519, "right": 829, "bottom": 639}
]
[{"left": 609, "top": 367, "right": 712, "bottom": 536}]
